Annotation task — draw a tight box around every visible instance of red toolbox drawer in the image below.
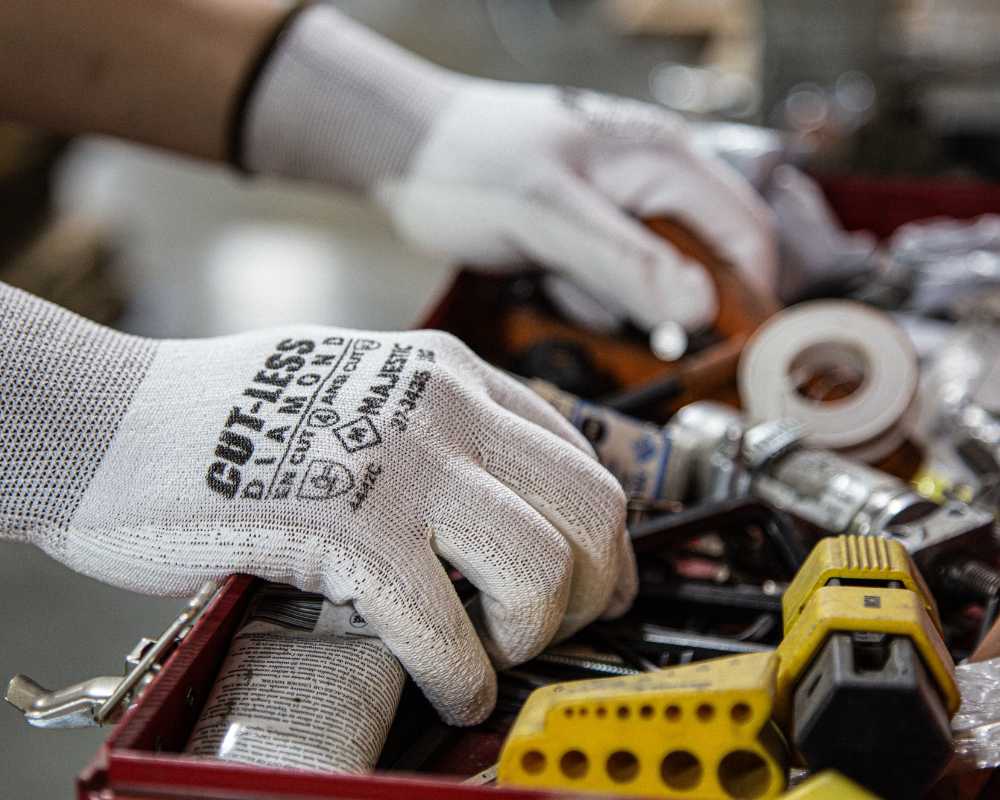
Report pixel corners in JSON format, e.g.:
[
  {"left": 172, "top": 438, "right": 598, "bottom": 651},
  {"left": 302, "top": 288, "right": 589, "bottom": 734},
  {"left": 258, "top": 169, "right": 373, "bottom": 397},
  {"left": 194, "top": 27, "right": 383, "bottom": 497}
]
[{"left": 78, "top": 576, "right": 560, "bottom": 800}]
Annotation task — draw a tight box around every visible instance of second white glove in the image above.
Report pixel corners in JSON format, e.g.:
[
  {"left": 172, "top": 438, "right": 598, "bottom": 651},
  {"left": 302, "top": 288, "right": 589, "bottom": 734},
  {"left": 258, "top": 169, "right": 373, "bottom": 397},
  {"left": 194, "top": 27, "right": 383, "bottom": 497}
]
[
  {"left": 377, "top": 81, "right": 777, "bottom": 332},
  {"left": 244, "top": 6, "right": 777, "bottom": 333}
]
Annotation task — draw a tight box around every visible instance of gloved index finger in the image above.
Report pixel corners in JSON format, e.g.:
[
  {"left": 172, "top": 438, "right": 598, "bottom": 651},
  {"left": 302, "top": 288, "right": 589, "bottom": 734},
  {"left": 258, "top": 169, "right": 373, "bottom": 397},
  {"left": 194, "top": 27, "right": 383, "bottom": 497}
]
[
  {"left": 590, "top": 139, "right": 778, "bottom": 298},
  {"left": 428, "top": 470, "right": 574, "bottom": 670},
  {"left": 475, "top": 406, "right": 633, "bottom": 640},
  {"left": 345, "top": 542, "right": 498, "bottom": 727},
  {"left": 478, "top": 363, "right": 597, "bottom": 456},
  {"left": 505, "top": 167, "right": 719, "bottom": 331}
]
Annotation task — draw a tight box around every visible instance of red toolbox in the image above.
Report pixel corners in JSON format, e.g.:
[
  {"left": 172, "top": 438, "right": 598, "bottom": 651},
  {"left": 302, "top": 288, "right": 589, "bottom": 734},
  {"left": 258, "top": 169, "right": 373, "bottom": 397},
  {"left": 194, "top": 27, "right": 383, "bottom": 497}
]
[
  {"left": 76, "top": 176, "right": 1000, "bottom": 799},
  {"left": 78, "top": 575, "right": 550, "bottom": 800}
]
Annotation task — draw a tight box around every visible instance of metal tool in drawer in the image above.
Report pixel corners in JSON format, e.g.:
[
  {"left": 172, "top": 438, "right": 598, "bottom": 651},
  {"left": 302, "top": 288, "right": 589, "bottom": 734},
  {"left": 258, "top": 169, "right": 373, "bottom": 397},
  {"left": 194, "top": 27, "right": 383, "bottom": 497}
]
[{"left": 4, "top": 581, "right": 219, "bottom": 728}]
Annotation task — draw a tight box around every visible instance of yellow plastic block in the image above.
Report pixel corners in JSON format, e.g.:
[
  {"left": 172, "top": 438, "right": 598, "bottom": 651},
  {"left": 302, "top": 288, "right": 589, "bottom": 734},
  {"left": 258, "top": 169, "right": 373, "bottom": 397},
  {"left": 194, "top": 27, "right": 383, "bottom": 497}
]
[
  {"left": 498, "top": 651, "right": 787, "bottom": 799},
  {"left": 775, "top": 585, "right": 959, "bottom": 724},
  {"left": 781, "top": 535, "right": 940, "bottom": 634}
]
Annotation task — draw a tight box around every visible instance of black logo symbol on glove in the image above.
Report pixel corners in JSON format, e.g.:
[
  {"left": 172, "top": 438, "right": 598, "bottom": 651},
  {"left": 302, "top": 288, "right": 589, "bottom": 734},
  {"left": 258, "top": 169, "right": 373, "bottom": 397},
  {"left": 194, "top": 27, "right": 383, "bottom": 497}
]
[
  {"left": 298, "top": 460, "right": 355, "bottom": 500},
  {"left": 333, "top": 416, "right": 382, "bottom": 453},
  {"left": 307, "top": 408, "right": 340, "bottom": 428}
]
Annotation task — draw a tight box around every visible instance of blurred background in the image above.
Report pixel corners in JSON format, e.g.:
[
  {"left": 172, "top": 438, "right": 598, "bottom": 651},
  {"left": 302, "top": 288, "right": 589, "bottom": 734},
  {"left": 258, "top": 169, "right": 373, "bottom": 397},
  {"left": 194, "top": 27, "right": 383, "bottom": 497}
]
[{"left": 5, "top": 1, "right": 1000, "bottom": 796}]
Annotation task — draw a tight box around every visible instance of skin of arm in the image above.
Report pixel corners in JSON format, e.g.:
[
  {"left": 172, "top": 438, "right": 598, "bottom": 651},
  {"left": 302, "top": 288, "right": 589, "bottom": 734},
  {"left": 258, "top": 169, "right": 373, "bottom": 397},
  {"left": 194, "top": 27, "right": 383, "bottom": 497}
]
[{"left": 0, "top": 0, "right": 287, "bottom": 161}]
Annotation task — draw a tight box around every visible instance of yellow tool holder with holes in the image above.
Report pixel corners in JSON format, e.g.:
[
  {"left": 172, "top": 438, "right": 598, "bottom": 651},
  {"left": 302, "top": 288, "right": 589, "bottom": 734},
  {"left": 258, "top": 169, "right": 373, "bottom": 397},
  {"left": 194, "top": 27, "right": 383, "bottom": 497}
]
[
  {"left": 497, "top": 651, "right": 788, "bottom": 799},
  {"left": 780, "top": 771, "right": 880, "bottom": 799}
]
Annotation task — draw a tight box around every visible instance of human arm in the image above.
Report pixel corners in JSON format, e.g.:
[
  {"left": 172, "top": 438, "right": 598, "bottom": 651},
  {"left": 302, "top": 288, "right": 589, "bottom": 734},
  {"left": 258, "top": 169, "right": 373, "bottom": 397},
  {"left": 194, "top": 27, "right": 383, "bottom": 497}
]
[{"left": 0, "top": 0, "right": 289, "bottom": 161}]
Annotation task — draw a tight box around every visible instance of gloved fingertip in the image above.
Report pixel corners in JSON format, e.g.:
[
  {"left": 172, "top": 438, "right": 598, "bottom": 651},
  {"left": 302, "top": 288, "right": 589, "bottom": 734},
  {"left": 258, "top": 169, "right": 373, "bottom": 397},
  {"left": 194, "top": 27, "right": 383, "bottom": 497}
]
[
  {"left": 673, "top": 262, "right": 719, "bottom": 330},
  {"left": 601, "top": 571, "right": 638, "bottom": 620},
  {"left": 601, "top": 536, "right": 639, "bottom": 620},
  {"left": 434, "top": 666, "right": 498, "bottom": 727},
  {"left": 543, "top": 274, "right": 626, "bottom": 334},
  {"left": 633, "top": 258, "right": 718, "bottom": 332}
]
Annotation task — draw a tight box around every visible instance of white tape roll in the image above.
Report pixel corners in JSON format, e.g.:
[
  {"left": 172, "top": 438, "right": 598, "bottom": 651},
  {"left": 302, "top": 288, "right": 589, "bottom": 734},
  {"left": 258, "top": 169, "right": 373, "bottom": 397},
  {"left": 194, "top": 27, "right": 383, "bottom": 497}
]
[{"left": 739, "top": 300, "right": 918, "bottom": 461}]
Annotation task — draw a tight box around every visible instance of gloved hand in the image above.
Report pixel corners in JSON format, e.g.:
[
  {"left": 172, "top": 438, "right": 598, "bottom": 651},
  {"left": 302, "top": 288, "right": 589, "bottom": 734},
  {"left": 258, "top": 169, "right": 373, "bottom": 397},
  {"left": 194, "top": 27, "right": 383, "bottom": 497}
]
[
  {"left": 0, "top": 283, "right": 636, "bottom": 725},
  {"left": 243, "top": 5, "right": 777, "bottom": 332}
]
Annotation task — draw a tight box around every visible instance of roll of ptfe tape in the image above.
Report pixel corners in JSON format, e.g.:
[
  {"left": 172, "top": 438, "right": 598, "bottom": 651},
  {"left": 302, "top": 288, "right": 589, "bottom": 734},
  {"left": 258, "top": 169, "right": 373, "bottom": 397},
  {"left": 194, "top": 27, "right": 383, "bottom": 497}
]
[{"left": 739, "top": 301, "right": 918, "bottom": 462}]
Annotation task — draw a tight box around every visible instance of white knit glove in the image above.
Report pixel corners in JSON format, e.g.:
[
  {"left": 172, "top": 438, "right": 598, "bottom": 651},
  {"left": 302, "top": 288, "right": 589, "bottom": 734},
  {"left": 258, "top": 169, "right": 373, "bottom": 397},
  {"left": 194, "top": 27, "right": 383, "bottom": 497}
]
[
  {"left": 0, "top": 283, "right": 636, "bottom": 726},
  {"left": 244, "top": 5, "right": 776, "bottom": 332}
]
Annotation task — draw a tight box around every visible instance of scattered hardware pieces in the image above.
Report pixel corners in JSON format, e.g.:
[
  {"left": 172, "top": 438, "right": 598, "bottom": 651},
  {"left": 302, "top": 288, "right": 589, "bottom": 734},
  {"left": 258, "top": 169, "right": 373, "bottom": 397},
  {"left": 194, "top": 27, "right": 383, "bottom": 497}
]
[
  {"left": 886, "top": 215, "right": 1000, "bottom": 316},
  {"left": 668, "top": 402, "right": 998, "bottom": 576},
  {"left": 498, "top": 535, "right": 959, "bottom": 800},
  {"left": 631, "top": 495, "right": 807, "bottom": 577},
  {"left": 921, "top": 321, "right": 1000, "bottom": 490}
]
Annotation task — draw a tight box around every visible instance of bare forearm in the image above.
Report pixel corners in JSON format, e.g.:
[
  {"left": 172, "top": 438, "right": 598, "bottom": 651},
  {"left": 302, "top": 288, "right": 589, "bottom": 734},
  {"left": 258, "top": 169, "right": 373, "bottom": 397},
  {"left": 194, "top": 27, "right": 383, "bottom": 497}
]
[{"left": 0, "top": 0, "right": 286, "bottom": 161}]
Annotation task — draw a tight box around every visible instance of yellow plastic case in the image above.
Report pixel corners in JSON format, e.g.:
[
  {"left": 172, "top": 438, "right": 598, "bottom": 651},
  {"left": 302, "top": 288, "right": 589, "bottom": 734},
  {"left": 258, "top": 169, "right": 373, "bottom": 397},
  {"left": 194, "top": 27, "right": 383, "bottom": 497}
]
[
  {"left": 774, "top": 534, "right": 959, "bottom": 727},
  {"left": 781, "top": 535, "right": 940, "bottom": 633},
  {"left": 498, "top": 651, "right": 788, "bottom": 799},
  {"left": 775, "top": 585, "right": 960, "bottom": 723}
]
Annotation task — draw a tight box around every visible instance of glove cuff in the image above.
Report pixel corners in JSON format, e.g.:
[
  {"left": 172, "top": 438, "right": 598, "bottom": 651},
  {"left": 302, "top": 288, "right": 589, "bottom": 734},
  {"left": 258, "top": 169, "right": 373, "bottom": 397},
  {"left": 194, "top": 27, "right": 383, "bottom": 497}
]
[
  {"left": 238, "top": 4, "right": 458, "bottom": 192},
  {"left": 0, "top": 283, "right": 158, "bottom": 549}
]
